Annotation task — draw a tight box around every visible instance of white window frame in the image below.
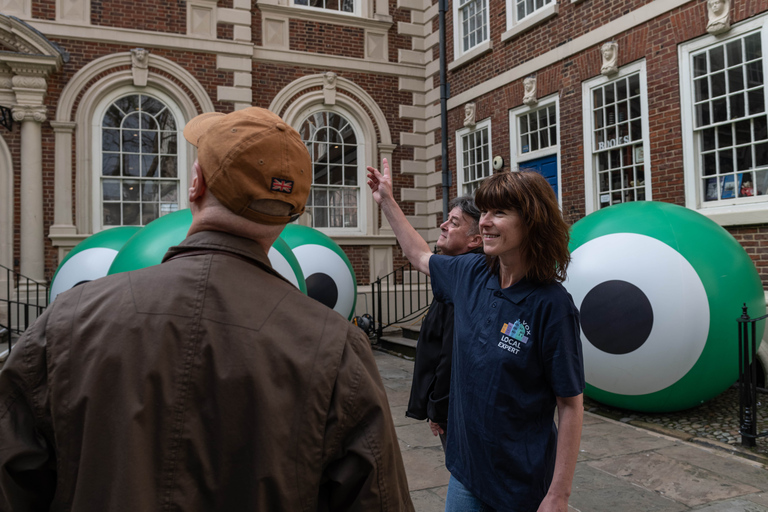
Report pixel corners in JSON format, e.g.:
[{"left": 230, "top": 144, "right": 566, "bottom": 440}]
[
  {"left": 503, "top": 0, "right": 558, "bottom": 43},
  {"left": 297, "top": 104, "right": 368, "bottom": 236},
  {"left": 452, "top": 0, "right": 490, "bottom": 62},
  {"left": 91, "top": 85, "right": 188, "bottom": 233},
  {"left": 680, "top": 14, "right": 768, "bottom": 225},
  {"left": 456, "top": 118, "right": 493, "bottom": 196},
  {"left": 509, "top": 94, "right": 561, "bottom": 207},
  {"left": 582, "top": 60, "right": 652, "bottom": 214},
  {"left": 291, "top": 0, "right": 360, "bottom": 17}
]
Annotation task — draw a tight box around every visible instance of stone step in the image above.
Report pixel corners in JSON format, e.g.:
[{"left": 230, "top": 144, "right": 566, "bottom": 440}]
[
  {"left": 397, "top": 323, "right": 422, "bottom": 341},
  {"left": 377, "top": 334, "right": 417, "bottom": 359}
]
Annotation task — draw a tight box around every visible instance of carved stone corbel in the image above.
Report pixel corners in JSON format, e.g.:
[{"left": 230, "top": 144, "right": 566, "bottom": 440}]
[
  {"left": 600, "top": 41, "right": 619, "bottom": 77},
  {"left": 706, "top": 0, "right": 730, "bottom": 35},
  {"left": 463, "top": 102, "right": 476, "bottom": 127},
  {"left": 323, "top": 71, "right": 337, "bottom": 106},
  {"left": 131, "top": 48, "right": 150, "bottom": 87},
  {"left": 523, "top": 76, "right": 538, "bottom": 107}
]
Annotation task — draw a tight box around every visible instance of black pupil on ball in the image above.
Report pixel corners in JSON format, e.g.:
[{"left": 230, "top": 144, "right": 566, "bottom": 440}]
[
  {"left": 306, "top": 273, "right": 338, "bottom": 309},
  {"left": 580, "top": 280, "right": 653, "bottom": 355}
]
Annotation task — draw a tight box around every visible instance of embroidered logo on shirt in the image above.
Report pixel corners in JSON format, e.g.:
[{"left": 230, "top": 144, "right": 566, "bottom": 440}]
[
  {"left": 501, "top": 320, "right": 529, "bottom": 343},
  {"left": 498, "top": 319, "right": 531, "bottom": 355}
]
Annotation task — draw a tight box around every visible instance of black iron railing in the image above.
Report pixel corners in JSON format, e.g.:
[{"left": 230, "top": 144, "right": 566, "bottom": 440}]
[
  {"left": 0, "top": 263, "right": 49, "bottom": 356},
  {"left": 738, "top": 303, "right": 767, "bottom": 447},
  {"left": 371, "top": 262, "right": 432, "bottom": 340}
]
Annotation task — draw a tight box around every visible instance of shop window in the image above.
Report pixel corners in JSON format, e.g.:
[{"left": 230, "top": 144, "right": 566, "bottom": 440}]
[
  {"left": 99, "top": 93, "right": 181, "bottom": 228},
  {"left": 299, "top": 111, "right": 361, "bottom": 229},
  {"left": 457, "top": 119, "right": 492, "bottom": 196},
  {"left": 582, "top": 61, "right": 651, "bottom": 212}
]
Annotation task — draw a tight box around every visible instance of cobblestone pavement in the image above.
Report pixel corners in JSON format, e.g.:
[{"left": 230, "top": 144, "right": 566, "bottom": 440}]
[{"left": 583, "top": 386, "right": 768, "bottom": 459}]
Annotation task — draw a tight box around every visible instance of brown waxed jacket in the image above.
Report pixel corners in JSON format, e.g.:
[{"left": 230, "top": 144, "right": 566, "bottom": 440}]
[{"left": 0, "top": 231, "right": 413, "bottom": 512}]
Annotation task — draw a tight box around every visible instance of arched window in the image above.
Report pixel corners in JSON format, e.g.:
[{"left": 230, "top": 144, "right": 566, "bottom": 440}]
[
  {"left": 299, "top": 111, "right": 361, "bottom": 229},
  {"left": 94, "top": 91, "right": 185, "bottom": 229}
]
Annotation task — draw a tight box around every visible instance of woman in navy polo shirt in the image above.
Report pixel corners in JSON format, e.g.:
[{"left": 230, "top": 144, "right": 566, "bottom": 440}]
[{"left": 367, "top": 159, "right": 584, "bottom": 512}]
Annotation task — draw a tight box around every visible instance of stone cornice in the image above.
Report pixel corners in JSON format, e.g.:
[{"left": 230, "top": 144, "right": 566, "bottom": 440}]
[{"left": 27, "top": 19, "right": 253, "bottom": 57}]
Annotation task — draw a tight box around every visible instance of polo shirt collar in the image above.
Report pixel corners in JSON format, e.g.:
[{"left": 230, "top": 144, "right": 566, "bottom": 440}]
[{"left": 485, "top": 273, "right": 537, "bottom": 304}]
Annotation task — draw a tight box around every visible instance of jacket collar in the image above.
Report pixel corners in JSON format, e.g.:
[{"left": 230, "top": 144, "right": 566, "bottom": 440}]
[
  {"left": 162, "top": 230, "right": 273, "bottom": 270},
  {"left": 485, "top": 273, "right": 537, "bottom": 304}
]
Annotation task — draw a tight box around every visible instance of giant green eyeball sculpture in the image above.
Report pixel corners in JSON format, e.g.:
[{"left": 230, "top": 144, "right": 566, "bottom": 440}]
[
  {"left": 564, "top": 201, "right": 765, "bottom": 412},
  {"left": 106, "top": 209, "right": 305, "bottom": 292},
  {"left": 50, "top": 226, "right": 141, "bottom": 302},
  {"left": 279, "top": 224, "right": 357, "bottom": 320}
]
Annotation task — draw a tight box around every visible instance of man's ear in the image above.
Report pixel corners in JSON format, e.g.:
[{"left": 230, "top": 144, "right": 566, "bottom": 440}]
[
  {"left": 188, "top": 161, "right": 207, "bottom": 203},
  {"left": 467, "top": 233, "right": 483, "bottom": 250}
]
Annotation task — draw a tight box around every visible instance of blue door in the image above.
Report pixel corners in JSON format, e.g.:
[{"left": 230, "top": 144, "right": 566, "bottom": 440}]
[{"left": 519, "top": 154, "right": 558, "bottom": 199}]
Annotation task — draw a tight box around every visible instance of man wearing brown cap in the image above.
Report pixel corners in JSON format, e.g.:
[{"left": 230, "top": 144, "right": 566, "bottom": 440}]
[{"left": 0, "top": 107, "right": 414, "bottom": 511}]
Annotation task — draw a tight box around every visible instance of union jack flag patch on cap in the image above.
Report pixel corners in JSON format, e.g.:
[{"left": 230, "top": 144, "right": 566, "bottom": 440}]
[{"left": 271, "top": 178, "right": 294, "bottom": 194}]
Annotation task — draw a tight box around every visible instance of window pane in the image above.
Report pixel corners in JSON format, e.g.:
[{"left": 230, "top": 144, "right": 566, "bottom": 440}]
[
  {"left": 123, "top": 203, "right": 140, "bottom": 225},
  {"left": 161, "top": 156, "right": 177, "bottom": 178},
  {"left": 103, "top": 203, "right": 121, "bottom": 226},
  {"left": 103, "top": 180, "right": 120, "bottom": 201}
]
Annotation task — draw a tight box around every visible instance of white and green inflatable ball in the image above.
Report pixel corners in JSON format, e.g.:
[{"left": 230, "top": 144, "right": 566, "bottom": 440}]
[
  {"left": 49, "top": 226, "right": 141, "bottom": 302},
  {"left": 564, "top": 201, "right": 765, "bottom": 412},
  {"left": 280, "top": 224, "right": 357, "bottom": 320},
  {"left": 270, "top": 236, "right": 306, "bottom": 294},
  {"left": 108, "top": 209, "right": 306, "bottom": 293}
]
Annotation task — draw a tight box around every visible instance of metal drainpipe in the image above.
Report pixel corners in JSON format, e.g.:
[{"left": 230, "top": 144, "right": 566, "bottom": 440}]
[{"left": 439, "top": 0, "right": 450, "bottom": 219}]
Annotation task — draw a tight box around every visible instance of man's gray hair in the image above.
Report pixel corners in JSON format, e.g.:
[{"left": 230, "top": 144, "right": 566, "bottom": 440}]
[{"left": 448, "top": 195, "right": 480, "bottom": 235}]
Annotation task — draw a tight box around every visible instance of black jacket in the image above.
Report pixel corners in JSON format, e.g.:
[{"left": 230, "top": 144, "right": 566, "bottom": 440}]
[{"left": 405, "top": 299, "right": 454, "bottom": 429}]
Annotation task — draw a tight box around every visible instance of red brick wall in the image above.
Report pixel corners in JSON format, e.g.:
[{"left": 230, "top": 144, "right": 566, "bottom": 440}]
[
  {"left": 91, "top": 0, "right": 186, "bottom": 33},
  {"left": 32, "top": 0, "right": 55, "bottom": 20},
  {"left": 289, "top": 20, "right": 365, "bottom": 58},
  {"left": 340, "top": 245, "right": 369, "bottom": 285}
]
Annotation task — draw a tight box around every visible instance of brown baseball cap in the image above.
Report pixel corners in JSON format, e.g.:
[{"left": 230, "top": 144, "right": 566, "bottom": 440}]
[{"left": 183, "top": 107, "right": 311, "bottom": 225}]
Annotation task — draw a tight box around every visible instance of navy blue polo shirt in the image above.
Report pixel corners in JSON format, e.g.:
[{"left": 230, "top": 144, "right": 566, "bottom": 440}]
[{"left": 430, "top": 253, "right": 584, "bottom": 512}]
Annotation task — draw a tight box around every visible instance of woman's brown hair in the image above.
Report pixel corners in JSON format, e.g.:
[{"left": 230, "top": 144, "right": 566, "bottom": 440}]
[{"left": 474, "top": 171, "right": 571, "bottom": 283}]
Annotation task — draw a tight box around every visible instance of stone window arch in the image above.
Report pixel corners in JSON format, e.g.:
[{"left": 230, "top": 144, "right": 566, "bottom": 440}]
[
  {"left": 271, "top": 73, "right": 394, "bottom": 238},
  {"left": 52, "top": 51, "right": 213, "bottom": 246}
]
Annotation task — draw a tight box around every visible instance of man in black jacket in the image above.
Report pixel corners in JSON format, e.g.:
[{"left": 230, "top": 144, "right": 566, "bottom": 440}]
[{"left": 405, "top": 196, "right": 482, "bottom": 450}]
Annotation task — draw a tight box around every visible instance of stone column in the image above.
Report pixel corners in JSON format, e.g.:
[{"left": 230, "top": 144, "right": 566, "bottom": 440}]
[
  {"left": 12, "top": 105, "right": 47, "bottom": 282},
  {"left": 49, "top": 121, "right": 77, "bottom": 236}
]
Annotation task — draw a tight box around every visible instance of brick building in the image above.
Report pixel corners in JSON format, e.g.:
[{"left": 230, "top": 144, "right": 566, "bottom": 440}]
[{"left": 1, "top": 0, "right": 768, "bottom": 322}]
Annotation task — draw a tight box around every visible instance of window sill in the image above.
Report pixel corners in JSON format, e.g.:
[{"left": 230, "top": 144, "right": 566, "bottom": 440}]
[
  {"left": 501, "top": 3, "right": 558, "bottom": 43},
  {"left": 256, "top": 1, "right": 392, "bottom": 31},
  {"left": 694, "top": 201, "right": 768, "bottom": 226},
  {"left": 448, "top": 40, "right": 492, "bottom": 72}
]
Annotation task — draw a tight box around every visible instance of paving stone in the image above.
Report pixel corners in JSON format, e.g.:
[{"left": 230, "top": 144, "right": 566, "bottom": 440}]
[
  {"left": 409, "top": 489, "right": 448, "bottom": 512},
  {"left": 588, "top": 451, "right": 760, "bottom": 507},
  {"left": 690, "top": 498, "right": 768, "bottom": 511},
  {"left": 397, "top": 422, "right": 443, "bottom": 449},
  {"left": 579, "top": 419, "right": 678, "bottom": 459},
  {"left": 746, "top": 493, "right": 768, "bottom": 507},
  {"left": 398, "top": 445, "right": 450, "bottom": 492},
  {"left": 390, "top": 404, "right": 426, "bottom": 427},
  {"left": 656, "top": 444, "right": 768, "bottom": 491},
  {"left": 569, "top": 464, "right": 687, "bottom": 512}
]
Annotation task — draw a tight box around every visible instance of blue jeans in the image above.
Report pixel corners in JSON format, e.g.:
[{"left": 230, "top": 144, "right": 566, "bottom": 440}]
[{"left": 445, "top": 475, "right": 496, "bottom": 512}]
